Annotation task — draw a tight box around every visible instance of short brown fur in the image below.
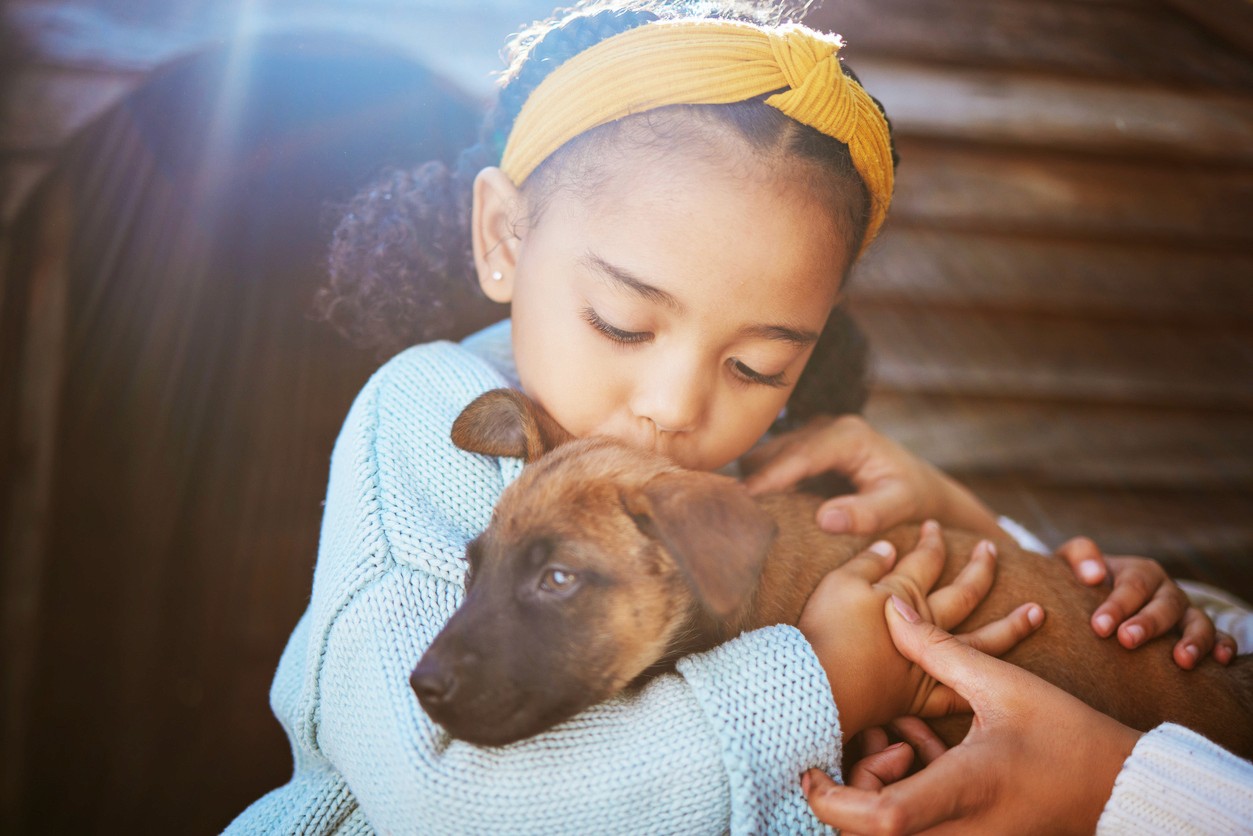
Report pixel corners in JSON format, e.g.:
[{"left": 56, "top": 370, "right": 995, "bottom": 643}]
[{"left": 414, "top": 390, "right": 1253, "bottom": 754}]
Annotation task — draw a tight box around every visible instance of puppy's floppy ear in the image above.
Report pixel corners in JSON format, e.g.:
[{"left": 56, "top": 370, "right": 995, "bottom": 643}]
[
  {"left": 624, "top": 471, "right": 776, "bottom": 621},
  {"left": 451, "top": 388, "right": 572, "bottom": 463}
]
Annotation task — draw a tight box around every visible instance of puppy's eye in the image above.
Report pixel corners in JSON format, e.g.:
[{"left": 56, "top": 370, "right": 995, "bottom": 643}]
[{"left": 539, "top": 567, "right": 578, "bottom": 594}]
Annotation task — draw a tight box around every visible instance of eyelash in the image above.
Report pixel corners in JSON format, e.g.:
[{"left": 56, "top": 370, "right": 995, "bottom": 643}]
[
  {"left": 581, "top": 306, "right": 651, "bottom": 344},
  {"left": 730, "top": 359, "right": 788, "bottom": 389},
  {"left": 580, "top": 305, "right": 789, "bottom": 388}
]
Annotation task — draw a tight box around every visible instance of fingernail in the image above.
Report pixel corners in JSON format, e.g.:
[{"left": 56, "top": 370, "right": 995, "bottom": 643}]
[
  {"left": 1216, "top": 644, "right": 1233, "bottom": 665},
  {"left": 1094, "top": 614, "right": 1114, "bottom": 636},
  {"left": 1027, "top": 605, "right": 1043, "bottom": 627},
  {"left": 1182, "top": 644, "right": 1198, "bottom": 665},
  {"left": 869, "top": 540, "right": 894, "bottom": 558},
  {"left": 1079, "top": 560, "right": 1103, "bottom": 583},
  {"left": 820, "top": 508, "right": 851, "bottom": 532},
  {"left": 984, "top": 540, "right": 998, "bottom": 558},
  {"left": 1124, "top": 625, "right": 1145, "bottom": 646},
  {"left": 922, "top": 519, "right": 940, "bottom": 536},
  {"left": 891, "top": 595, "right": 921, "bottom": 623}
]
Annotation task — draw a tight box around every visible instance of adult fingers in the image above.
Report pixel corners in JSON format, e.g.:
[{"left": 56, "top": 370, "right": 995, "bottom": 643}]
[
  {"left": 889, "top": 716, "right": 949, "bottom": 766},
  {"left": 1055, "top": 536, "right": 1107, "bottom": 585},
  {"left": 925, "top": 540, "right": 997, "bottom": 629},
  {"left": 816, "top": 481, "right": 913, "bottom": 535},
  {"left": 803, "top": 753, "right": 974, "bottom": 835},
  {"left": 859, "top": 726, "right": 891, "bottom": 757},
  {"left": 956, "top": 602, "right": 1045, "bottom": 659},
  {"left": 742, "top": 415, "right": 862, "bottom": 495},
  {"left": 1172, "top": 607, "right": 1217, "bottom": 669},
  {"left": 741, "top": 440, "right": 817, "bottom": 495},
  {"left": 845, "top": 742, "right": 917, "bottom": 792},
  {"left": 884, "top": 595, "right": 1018, "bottom": 713}
]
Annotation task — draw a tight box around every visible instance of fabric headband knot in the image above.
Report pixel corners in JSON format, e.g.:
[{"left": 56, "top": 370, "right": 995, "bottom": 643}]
[{"left": 499, "top": 19, "right": 894, "bottom": 250}]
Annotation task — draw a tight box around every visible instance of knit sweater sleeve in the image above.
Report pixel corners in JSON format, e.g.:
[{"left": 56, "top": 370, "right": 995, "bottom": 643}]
[
  {"left": 1097, "top": 723, "right": 1253, "bottom": 835},
  {"left": 227, "top": 342, "right": 842, "bottom": 836}
]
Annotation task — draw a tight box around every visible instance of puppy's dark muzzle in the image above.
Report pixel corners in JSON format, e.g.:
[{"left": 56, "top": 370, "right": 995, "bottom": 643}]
[
  {"left": 410, "top": 660, "right": 457, "bottom": 708},
  {"left": 411, "top": 642, "right": 480, "bottom": 711}
]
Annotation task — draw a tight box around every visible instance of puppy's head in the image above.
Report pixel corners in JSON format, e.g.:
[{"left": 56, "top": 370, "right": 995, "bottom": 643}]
[{"left": 412, "top": 389, "right": 777, "bottom": 746}]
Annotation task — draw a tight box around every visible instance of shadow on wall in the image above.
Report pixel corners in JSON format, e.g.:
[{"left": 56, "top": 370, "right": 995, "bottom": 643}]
[{"left": 0, "top": 33, "right": 480, "bottom": 833}]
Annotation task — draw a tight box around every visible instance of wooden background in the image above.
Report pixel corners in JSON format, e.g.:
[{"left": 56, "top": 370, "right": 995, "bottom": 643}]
[{"left": 1, "top": 0, "right": 1251, "bottom": 832}]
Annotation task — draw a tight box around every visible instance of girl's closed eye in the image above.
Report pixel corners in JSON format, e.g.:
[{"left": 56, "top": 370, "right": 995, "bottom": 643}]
[
  {"left": 581, "top": 305, "right": 651, "bottom": 345},
  {"left": 729, "top": 358, "right": 788, "bottom": 388},
  {"left": 583, "top": 304, "right": 793, "bottom": 388}
]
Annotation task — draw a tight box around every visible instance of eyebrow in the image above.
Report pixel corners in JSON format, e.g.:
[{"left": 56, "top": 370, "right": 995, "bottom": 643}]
[
  {"left": 581, "top": 252, "right": 681, "bottom": 311},
  {"left": 741, "top": 323, "right": 820, "bottom": 348}
]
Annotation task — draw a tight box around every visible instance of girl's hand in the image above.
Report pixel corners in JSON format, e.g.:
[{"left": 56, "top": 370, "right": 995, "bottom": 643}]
[
  {"left": 741, "top": 415, "right": 1004, "bottom": 541},
  {"left": 801, "top": 599, "right": 1142, "bottom": 835},
  {"left": 798, "top": 521, "right": 1044, "bottom": 739},
  {"left": 1055, "top": 537, "right": 1236, "bottom": 669}
]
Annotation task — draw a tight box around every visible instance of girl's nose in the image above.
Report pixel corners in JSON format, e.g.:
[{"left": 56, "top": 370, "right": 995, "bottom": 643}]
[{"left": 632, "top": 359, "right": 707, "bottom": 434}]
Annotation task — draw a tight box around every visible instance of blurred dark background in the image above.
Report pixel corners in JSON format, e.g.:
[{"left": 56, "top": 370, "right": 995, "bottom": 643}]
[{"left": 1, "top": 0, "right": 1251, "bottom": 832}]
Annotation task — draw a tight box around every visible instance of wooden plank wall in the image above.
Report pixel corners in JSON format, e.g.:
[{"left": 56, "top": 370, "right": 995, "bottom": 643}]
[
  {"left": 0, "top": 19, "right": 491, "bottom": 836},
  {"left": 808, "top": 0, "right": 1253, "bottom": 598}
]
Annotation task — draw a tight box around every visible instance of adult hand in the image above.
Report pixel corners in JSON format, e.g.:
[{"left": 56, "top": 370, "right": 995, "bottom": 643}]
[
  {"left": 798, "top": 521, "right": 1043, "bottom": 739},
  {"left": 741, "top": 414, "right": 1004, "bottom": 541},
  {"left": 801, "top": 596, "right": 1142, "bottom": 835},
  {"left": 1055, "top": 537, "right": 1234, "bottom": 669}
]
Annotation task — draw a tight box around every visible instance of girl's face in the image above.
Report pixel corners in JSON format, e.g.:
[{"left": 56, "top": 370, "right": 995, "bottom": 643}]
[{"left": 477, "top": 140, "right": 848, "bottom": 472}]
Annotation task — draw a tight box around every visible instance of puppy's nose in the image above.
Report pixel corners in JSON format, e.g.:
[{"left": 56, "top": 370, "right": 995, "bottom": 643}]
[{"left": 411, "top": 662, "right": 457, "bottom": 707}]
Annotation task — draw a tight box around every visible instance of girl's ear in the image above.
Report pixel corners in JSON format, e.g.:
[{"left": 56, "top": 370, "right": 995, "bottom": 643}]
[{"left": 471, "top": 167, "right": 523, "bottom": 303}]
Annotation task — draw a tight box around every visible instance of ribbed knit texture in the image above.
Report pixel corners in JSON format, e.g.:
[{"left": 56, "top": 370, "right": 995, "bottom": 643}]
[
  {"left": 498, "top": 19, "right": 894, "bottom": 251},
  {"left": 1098, "top": 724, "right": 1253, "bottom": 834},
  {"left": 226, "top": 340, "right": 843, "bottom": 834}
]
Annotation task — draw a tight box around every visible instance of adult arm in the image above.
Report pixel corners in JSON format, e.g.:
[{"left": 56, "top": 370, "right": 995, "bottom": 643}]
[
  {"left": 801, "top": 597, "right": 1253, "bottom": 835},
  {"left": 1098, "top": 723, "right": 1253, "bottom": 834}
]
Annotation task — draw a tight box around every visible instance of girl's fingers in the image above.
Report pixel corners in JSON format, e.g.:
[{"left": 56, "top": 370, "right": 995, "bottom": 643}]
[
  {"left": 956, "top": 602, "right": 1045, "bottom": 659},
  {"left": 1115, "top": 582, "right": 1188, "bottom": 650},
  {"left": 1173, "top": 607, "right": 1217, "bottom": 670},
  {"left": 889, "top": 716, "right": 949, "bottom": 766},
  {"left": 1213, "top": 631, "right": 1237, "bottom": 666},
  {"left": 1090, "top": 562, "right": 1157, "bottom": 638},
  {"left": 925, "top": 539, "right": 997, "bottom": 629},
  {"left": 1055, "top": 536, "right": 1108, "bottom": 586},
  {"left": 839, "top": 540, "right": 899, "bottom": 583},
  {"left": 884, "top": 520, "right": 946, "bottom": 597}
]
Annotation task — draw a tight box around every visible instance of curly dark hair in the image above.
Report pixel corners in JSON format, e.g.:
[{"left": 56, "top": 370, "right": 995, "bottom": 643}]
[{"left": 315, "top": 0, "right": 896, "bottom": 422}]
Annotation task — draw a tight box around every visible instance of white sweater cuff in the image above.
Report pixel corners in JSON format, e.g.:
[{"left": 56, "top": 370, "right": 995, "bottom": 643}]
[{"left": 1097, "top": 723, "right": 1253, "bottom": 834}]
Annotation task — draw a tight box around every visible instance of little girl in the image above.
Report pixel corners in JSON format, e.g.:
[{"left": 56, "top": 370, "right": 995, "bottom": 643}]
[{"left": 229, "top": 2, "right": 1240, "bottom": 832}]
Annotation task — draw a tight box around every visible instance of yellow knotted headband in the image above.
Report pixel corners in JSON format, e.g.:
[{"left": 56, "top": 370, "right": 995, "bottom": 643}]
[{"left": 499, "top": 19, "right": 894, "bottom": 249}]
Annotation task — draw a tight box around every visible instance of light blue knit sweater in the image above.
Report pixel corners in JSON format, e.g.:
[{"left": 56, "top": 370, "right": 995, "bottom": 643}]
[{"left": 226, "top": 336, "right": 843, "bottom": 835}]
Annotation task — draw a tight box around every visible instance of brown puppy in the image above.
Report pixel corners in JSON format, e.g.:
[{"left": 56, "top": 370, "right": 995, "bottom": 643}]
[{"left": 413, "top": 389, "right": 1253, "bottom": 755}]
